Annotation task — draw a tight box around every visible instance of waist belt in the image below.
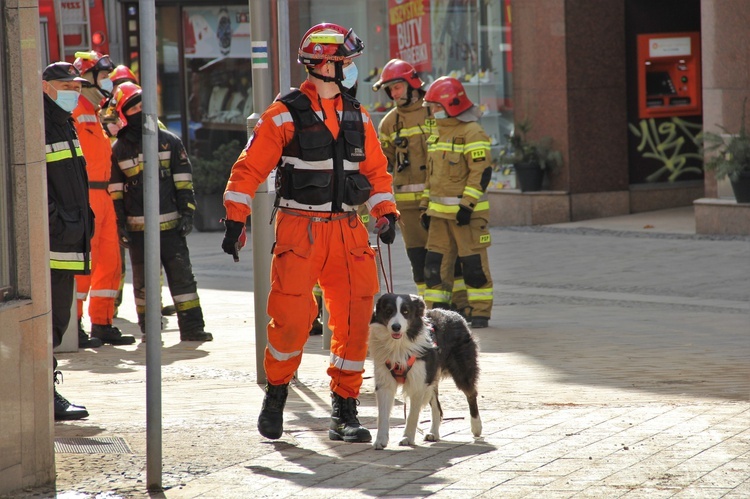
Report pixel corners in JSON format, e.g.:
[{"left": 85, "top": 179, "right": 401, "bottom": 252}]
[
  {"left": 278, "top": 208, "right": 357, "bottom": 244},
  {"left": 89, "top": 181, "right": 109, "bottom": 190}
]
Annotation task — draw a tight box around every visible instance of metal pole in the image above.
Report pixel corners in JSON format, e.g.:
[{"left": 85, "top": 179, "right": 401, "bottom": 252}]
[
  {"left": 249, "top": 0, "right": 276, "bottom": 385},
  {"left": 139, "top": 0, "right": 162, "bottom": 491},
  {"left": 277, "top": 0, "right": 290, "bottom": 94}
]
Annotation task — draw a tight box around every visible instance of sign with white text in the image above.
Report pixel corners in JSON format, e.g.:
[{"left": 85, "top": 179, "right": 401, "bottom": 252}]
[{"left": 388, "top": 0, "right": 432, "bottom": 73}]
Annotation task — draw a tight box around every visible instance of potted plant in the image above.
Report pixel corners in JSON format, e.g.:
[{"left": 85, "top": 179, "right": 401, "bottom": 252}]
[
  {"left": 498, "top": 120, "right": 562, "bottom": 192},
  {"left": 190, "top": 139, "right": 243, "bottom": 231},
  {"left": 702, "top": 98, "right": 750, "bottom": 203}
]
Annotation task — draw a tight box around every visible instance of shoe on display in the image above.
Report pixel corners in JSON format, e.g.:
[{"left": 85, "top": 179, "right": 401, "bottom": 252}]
[{"left": 91, "top": 324, "right": 136, "bottom": 345}]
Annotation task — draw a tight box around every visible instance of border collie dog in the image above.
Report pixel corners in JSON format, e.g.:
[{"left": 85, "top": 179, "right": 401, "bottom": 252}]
[{"left": 369, "top": 293, "right": 482, "bottom": 450}]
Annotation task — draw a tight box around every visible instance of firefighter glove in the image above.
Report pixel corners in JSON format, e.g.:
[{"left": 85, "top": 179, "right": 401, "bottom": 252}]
[
  {"left": 222, "top": 219, "right": 246, "bottom": 262},
  {"left": 117, "top": 225, "right": 130, "bottom": 249},
  {"left": 419, "top": 210, "right": 431, "bottom": 231},
  {"left": 456, "top": 206, "right": 473, "bottom": 226},
  {"left": 375, "top": 213, "right": 397, "bottom": 245},
  {"left": 179, "top": 213, "right": 194, "bottom": 237}
]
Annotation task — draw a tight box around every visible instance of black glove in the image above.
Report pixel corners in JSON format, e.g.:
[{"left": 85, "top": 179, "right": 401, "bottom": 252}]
[
  {"left": 221, "top": 219, "right": 246, "bottom": 262},
  {"left": 117, "top": 226, "right": 130, "bottom": 249},
  {"left": 419, "top": 211, "right": 431, "bottom": 231},
  {"left": 179, "top": 213, "right": 194, "bottom": 237},
  {"left": 456, "top": 206, "right": 473, "bottom": 226},
  {"left": 376, "top": 213, "right": 397, "bottom": 245}
]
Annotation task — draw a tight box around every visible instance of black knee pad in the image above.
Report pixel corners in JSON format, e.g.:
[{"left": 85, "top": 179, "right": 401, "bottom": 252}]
[
  {"left": 459, "top": 254, "right": 487, "bottom": 288},
  {"left": 406, "top": 247, "right": 427, "bottom": 283},
  {"left": 424, "top": 251, "right": 443, "bottom": 287}
]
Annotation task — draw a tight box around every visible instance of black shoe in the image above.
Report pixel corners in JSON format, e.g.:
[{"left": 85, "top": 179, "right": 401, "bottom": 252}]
[
  {"left": 78, "top": 320, "right": 102, "bottom": 348},
  {"left": 329, "top": 392, "right": 372, "bottom": 443},
  {"left": 258, "top": 383, "right": 289, "bottom": 439},
  {"left": 309, "top": 317, "right": 323, "bottom": 336},
  {"left": 471, "top": 317, "right": 489, "bottom": 329},
  {"left": 91, "top": 324, "right": 136, "bottom": 345},
  {"left": 180, "top": 330, "right": 213, "bottom": 342},
  {"left": 53, "top": 371, "right": 88, "bottom": 421},
  {"left": 161, "top": 305, "right": 177, "bottom": 316}
]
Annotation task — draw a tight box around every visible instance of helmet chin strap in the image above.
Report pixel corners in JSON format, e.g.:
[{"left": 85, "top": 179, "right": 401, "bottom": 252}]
[{"left": 308, "top": 60, "right": 345, "bottom": 86}]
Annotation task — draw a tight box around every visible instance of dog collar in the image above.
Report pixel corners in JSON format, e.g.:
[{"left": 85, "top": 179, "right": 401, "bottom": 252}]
[{"left": 386, "top": 355, "right": 416, "bottom": 384}]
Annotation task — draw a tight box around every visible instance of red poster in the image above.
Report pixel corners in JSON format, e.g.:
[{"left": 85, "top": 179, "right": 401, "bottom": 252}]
[{"left": 388, "top": 0, "right": 432, "bottom": 73}]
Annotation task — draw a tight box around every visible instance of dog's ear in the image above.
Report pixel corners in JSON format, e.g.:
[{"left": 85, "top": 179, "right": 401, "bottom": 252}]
[{"left": 411, "top": 294, "right": 426, "bottom": 317}]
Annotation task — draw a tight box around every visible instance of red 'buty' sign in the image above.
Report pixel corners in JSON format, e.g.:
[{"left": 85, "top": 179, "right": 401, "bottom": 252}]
[{"left": 388, "top": 0, "right": 432, "bottom": 73}]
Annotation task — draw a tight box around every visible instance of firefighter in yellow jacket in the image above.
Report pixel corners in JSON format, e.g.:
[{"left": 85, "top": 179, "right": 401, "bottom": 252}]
[
  {"left": 419, "top": 76, "right": 493, "bottom": 329},
  {"left": 373, "top": 59, "right": 470, "bottom": 317}
]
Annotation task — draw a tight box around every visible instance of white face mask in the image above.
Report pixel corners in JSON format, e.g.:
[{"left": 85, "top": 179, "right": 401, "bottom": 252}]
[
  {"left": 433, "top": 110, "right": 448, "bottom": 120},
  {"left": 342, "top": 62, "right": 358, "bottom": 89},
  {"left": 99, "top": 78, "right": 114, "bottom": 94},
  {"left": 54, "top": 90, "right": 80, "bottom": 113}
]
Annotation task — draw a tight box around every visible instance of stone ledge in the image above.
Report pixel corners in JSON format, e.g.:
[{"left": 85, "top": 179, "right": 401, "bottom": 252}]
[
  {"left": 487, "top": 190, "right": 570, "bottom": 226},
  {"left": 694, "top": 197, "right": 750, "bottom": 235}
]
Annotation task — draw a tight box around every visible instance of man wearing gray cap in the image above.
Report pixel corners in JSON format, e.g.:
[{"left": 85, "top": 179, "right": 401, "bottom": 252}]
[{"left": 42, "top": 61, "right": 93, "bottom": 420}]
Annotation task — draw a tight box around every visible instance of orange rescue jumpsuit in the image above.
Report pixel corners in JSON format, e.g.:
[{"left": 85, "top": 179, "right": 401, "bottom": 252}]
[
  {"left": 224, "top": 81, "right": 397, "bottom": 398},
  {"left": 73, "top": 97, "right": 121, "bottom": 326}
]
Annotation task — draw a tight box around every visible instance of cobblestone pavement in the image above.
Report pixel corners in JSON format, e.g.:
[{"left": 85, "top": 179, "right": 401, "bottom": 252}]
[{"left": 5, "top": 207, "right": 750, "bottom": 498}]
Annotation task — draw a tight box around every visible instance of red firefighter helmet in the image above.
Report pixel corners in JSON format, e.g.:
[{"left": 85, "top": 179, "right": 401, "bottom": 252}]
[
  {"left": 372, "top": 59, "right": 423, "bottom": 91},
  {"left": 109, "top": 82, "right": 142, "bottom": 122},
  {"left": 423, "top": 76, "right": 474, "bottom": 117},
  {"left": 298, "top": 23, "right": 364, "bottom": 65},
  {"left": 109, "top": 65, "right": 138, "bottom": 86},
  {"left": 73, "top": 50, "right": 115, "bottom": 77}
]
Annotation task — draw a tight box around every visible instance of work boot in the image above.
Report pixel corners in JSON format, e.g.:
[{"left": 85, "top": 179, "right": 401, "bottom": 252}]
[
  {"left": 78, "top": 319, "right": 102, "bottom": 348},
  {"left": 180, "top": 329, "right": 213, "bottom": 342},
  {"left": 257, "top": 383, "right": 289, "bottom": 439},
  {"left": 161, "top": 304, "right": 177, "bottom": 316},
  {"left": 53, "top": 371, "right": 88, "bottom": 421},
  {"left": 329, "top": 392, "right": 372, "bottom": 443},
  {"left": 471, "top": 317, "right": 489, "bottom": 329},
  {"left": 91, "top": 324, "right": 136, "bottom": 345}
]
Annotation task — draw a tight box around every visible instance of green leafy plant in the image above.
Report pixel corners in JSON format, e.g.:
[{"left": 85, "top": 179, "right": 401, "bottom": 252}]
[
  {"left": 498, "top": 119, "right": 563, "bottom": 171},
  {"left": 190, "top": 140, "right": 243, "bottom": 195},
  {"left": 703, "top": 98, "right": 750, "bottom": 182}
]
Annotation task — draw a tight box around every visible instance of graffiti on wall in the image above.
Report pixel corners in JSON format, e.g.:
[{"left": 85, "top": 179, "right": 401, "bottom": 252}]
[{"left": 628, "top": 117, "right": 703, "bottom": 182}]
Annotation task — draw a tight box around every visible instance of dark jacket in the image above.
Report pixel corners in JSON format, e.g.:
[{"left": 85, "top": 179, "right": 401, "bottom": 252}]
[
  {"left": 44, "top": 94, "right": 92, "bottom": 274},
  {"left": 109, "top": 128, "right": 197, "bottom": 232}
]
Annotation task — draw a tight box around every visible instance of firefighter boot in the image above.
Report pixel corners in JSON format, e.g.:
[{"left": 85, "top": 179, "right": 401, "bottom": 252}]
[
  {"left": 78, "top": 319, "right": 103, "bottom": 349},
  {"left": 257, "top": 383, "right": 289, "bottom": 439},
  {"left": 329, "top": 392, "right": 372, "bottom": 443},
  {"left": 53, "top": 370, "right": 88, "bottom": 421},
  {"left": 91, "top": 324, "right": 136, "bottom": 345}
]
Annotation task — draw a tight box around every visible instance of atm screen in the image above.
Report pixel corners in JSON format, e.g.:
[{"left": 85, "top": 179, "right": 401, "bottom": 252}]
[{"left": 646, "top": 71, "right": 677, "bottom": 97}]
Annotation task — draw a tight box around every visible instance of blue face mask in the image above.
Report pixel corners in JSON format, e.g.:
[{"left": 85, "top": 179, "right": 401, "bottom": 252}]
[
  {"left": 54, "top": 90, "right": 80, "bottom": 113},
  {"left": 434, "top": 110, "right": 448, "bottom": 120},
  {"left": 99, "top": 78, "right": 114, "bottom": 94},
  {"left": 342, "top": 62, "right": 358, "bottom": 89}
]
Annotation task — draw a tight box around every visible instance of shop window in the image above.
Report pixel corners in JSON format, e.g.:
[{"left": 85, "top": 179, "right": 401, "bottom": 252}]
[{"left": 307, "top": 0, "right": 514, "bottom": 189}]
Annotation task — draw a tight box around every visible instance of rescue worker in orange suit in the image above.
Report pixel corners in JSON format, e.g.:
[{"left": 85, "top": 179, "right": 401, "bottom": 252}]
[
  {"left": 419, "top": 76, "right": 494, "bottom": 329},
  {"left": 72, "top": 50, "right": 136, "bottom": 346},
  {"left": 372, "top": 59, "right": 471, "bottom": 318},
  {"left": 221, "top": 23, "right": 398, "bottom": 443},
  {"left": 108, "top": 83, "right": 212, "bottom": 342},
  {"left": 43, "top": 62, "right": 93, "bottom": 419}
]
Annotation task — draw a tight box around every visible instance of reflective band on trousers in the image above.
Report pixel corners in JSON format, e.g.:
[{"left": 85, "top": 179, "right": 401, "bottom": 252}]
[
  {"left": 268, "top": 341, "right": 303, "bottom": 362},
  {"left": 330, "top": 352, "right": 365, "bottom": 372}
]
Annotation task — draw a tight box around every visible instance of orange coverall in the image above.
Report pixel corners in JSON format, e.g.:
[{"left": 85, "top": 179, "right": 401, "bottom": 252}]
[
  {"left": 224, "top": 81, "right": 397, "bottom": 399},
  {"left": 73, "top": 97, "right": 121, "bottom": 326}
]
